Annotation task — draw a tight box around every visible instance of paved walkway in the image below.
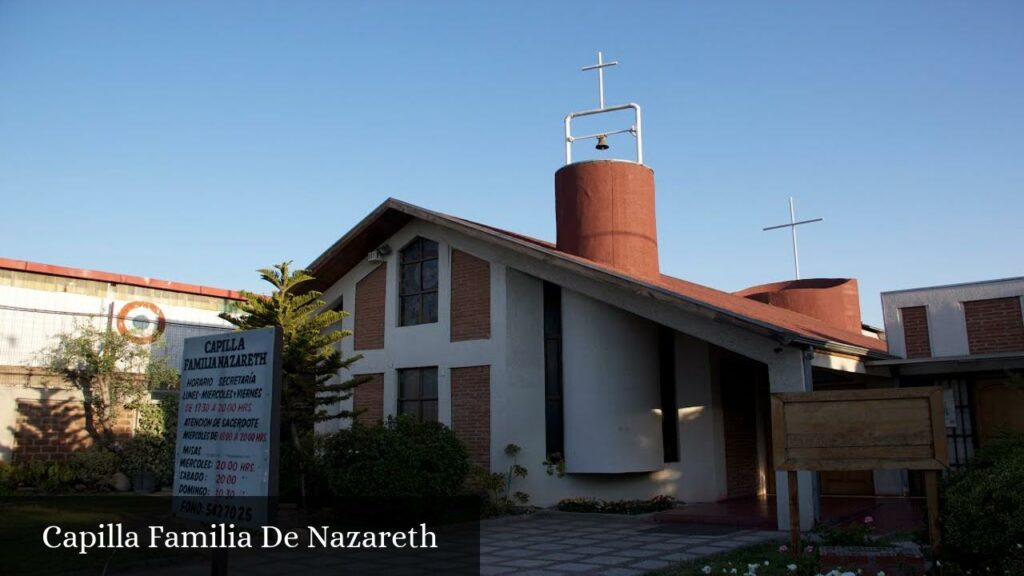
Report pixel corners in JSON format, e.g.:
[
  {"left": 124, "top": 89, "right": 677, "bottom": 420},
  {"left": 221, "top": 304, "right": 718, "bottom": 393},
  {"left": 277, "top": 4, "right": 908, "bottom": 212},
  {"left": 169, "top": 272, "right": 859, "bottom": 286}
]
[
  {"left": 479, "top": 511, "right": 780, "bottom": 575},
  {"left": 114, "top": 512, "right": 780, "bottom": 576}
]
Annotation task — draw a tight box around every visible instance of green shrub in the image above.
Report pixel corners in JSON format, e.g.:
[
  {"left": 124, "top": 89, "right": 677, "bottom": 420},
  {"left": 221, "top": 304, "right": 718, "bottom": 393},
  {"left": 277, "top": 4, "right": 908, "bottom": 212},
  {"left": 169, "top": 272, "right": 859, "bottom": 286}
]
[
  {"left": 556, "top": 495, "right": 676, "bottom": 514},
  {"left": 136, "top": 396, "right": 178, "bottom": 441},
  {"left": 121, "top": 435, "right": 173, "bottom": 486},
  {"left": 318, "top": 416, "right": 469, "bottom": 499},
  {"left": 556, "top": 497, "right": 603, "bottom": 513},
  {"left": 942, "top": 432, "right": 1024, "bottom": 573},
  {"left": 65, "top": 447, "right": 120, "bottom": 489},
  {"left": 815, "top": 515, "right": 875, "bottom": 547}
]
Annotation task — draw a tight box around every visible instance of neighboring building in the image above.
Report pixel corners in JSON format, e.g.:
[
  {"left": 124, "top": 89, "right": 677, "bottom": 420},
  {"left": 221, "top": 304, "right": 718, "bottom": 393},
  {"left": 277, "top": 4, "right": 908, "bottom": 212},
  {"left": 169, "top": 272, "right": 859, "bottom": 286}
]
[
  {"left": 875, "top": 278, "right": 1024, "bottom": 468},
  {"left": 307, "top": 163, "right": 891, "bottom": 530},
  {"left": 0, "top": 258, "right": 243, "bottom": 462}
]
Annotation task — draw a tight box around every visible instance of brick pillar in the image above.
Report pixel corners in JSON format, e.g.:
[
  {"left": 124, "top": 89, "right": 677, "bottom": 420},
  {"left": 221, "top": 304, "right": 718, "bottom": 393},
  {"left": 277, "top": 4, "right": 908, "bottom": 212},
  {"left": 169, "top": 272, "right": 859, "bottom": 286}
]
[
  {"left": 354, "top": 265, "right": 386, "bottom": 350},
  {"left": 450, "top": 365, "right": 490, "bottom": 468},
  {"left": 964, "top": 297, "right": 1024, "bottom": 354},
  {"left": 353, "top": 373, "right": 384, "bottom": 426},
  {"left": 450, "top": 250, "right": 491, "bottom": 342}
]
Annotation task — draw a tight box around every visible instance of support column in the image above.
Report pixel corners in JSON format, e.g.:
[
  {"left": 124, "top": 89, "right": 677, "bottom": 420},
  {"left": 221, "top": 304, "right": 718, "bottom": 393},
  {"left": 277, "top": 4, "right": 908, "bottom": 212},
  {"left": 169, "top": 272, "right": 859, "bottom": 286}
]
[{"left": 768, "top": 347, "right": 818, "bottom": 532}]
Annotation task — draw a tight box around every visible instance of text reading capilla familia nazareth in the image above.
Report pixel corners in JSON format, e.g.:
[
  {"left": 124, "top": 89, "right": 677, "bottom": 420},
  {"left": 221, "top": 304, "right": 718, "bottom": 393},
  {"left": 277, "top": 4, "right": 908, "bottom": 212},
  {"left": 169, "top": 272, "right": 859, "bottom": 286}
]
[{"left": 183, "top": 336, "right": 268, "bottom": 371}]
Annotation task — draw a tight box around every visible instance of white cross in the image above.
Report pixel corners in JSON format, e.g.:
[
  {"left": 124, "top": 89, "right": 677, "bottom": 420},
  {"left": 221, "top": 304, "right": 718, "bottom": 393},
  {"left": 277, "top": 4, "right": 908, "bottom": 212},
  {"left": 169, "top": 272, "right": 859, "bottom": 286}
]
[
  {"left": 762, "top": 197, "right": 823, "bottom": 280},
  {"left": 581, "top": 51, "right": 618, "bottom": 110}
]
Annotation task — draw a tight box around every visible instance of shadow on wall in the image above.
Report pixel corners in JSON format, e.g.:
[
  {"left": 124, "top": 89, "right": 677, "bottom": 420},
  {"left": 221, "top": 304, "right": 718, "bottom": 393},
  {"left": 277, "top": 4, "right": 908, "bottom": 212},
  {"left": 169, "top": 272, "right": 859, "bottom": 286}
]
[{"left": 10, "top": 397, "right": 110, "bottom": 462}]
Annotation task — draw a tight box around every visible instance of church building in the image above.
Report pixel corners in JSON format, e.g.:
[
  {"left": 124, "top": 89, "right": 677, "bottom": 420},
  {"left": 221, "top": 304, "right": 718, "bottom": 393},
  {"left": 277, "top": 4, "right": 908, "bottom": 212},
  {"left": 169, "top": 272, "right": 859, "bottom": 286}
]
[{"left": 309, "top": 67, "right": 891, "bottom": 531}]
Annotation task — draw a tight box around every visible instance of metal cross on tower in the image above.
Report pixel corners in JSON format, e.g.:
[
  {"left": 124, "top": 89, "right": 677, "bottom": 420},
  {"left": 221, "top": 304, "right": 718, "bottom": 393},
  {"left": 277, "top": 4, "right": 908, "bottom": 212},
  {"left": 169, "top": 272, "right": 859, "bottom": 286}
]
[
  {"left": 762, "top": 197, "right": 823, "bottom": 280},
  {"left": 581, "top": 51, "right": 618, "bottom": 110}
]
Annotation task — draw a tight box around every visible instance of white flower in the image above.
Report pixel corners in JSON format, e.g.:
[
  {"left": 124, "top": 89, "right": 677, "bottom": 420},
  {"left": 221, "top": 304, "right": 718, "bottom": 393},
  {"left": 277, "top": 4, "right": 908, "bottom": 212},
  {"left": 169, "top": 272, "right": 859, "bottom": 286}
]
[
  {"left": 702, "top": 567, "right": 712, "bottom": 575},
  {"left": 764, "top": 561, "right": 770, "bottom": 566},
  {"left": 748, "top": 564, "right": 759, "bottom": 572},
  {"left": 877, "top": 571, "right": 886, "bottom": 576},
  {"left": 787, "top": 564, "right": 798, "bottom": 572}
]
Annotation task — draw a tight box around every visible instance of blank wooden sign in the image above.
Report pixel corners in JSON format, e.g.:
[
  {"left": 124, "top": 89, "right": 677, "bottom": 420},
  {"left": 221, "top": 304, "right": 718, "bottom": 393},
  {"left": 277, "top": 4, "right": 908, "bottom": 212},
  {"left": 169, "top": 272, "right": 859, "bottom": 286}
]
[{"left": 772, "top": 387, "right": 948, "bottom": 472}]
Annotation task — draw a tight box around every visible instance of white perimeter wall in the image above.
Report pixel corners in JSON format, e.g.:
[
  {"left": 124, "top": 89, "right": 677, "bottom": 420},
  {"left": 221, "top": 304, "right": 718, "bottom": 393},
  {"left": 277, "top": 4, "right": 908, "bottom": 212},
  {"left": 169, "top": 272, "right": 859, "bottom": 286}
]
[{"left": 0, "top": 275, "right": 237, "bottom": 462}]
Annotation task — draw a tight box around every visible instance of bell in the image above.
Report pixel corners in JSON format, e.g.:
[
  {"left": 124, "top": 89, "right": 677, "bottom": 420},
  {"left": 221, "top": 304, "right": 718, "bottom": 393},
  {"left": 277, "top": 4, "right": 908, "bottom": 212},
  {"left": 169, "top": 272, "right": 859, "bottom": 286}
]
[{"left": 595, "top": 134, "right": 609, "bottom": 150}]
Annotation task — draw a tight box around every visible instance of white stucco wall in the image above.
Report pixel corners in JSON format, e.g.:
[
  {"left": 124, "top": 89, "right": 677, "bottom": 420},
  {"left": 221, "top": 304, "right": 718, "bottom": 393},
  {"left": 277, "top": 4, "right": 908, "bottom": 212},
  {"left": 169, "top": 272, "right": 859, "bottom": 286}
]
[
  {"left": 315, "top": 218, "right": 739, "bottom": 507},
  {"left": 561, "top": 288, "right": 663, "bottom": 473},
  {"left": 498, "top": 270, "right": 725, "bottom": 506},
  {"left": 673, "top": 333, "right": 729, "bottom": 503},
  {"left": 881, "top": 277, "right": 1024, "bottom": 358}
]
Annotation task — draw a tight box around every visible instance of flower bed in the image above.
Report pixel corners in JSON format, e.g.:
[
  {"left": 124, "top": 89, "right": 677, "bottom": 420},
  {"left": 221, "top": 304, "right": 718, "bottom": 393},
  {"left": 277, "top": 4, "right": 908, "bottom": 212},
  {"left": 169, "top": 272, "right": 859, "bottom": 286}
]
[{"left": 556, "top": 494, "right": 675, "bottom": 514}]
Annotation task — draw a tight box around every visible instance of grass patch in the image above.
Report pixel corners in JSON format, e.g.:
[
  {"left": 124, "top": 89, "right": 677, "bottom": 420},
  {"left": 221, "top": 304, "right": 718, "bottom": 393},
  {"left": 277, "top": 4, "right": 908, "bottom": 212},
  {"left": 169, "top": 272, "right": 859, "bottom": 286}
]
[{"left": 648, "top": 541, "right": 820, "bottom": 576}]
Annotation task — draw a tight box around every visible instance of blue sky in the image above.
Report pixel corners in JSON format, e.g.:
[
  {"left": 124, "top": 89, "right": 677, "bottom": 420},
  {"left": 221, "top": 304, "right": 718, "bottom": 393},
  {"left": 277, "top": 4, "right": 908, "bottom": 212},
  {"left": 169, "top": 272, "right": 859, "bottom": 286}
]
[{"left": 2, "top": 1, "right": 1022, "bottom": 325}]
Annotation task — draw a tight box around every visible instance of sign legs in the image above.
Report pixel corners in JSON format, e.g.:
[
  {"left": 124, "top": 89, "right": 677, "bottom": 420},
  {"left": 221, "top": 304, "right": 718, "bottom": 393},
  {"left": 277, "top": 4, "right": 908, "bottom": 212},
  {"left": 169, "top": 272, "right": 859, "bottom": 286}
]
[
  {"left": 788, "top": 470, "right": 800, "bottom": 558},
  {"left": 925, "top": 470, "right": 941, "bottom": 559},
  {"left": 212, "top": 547, "right": 229, "bottom": 576}
]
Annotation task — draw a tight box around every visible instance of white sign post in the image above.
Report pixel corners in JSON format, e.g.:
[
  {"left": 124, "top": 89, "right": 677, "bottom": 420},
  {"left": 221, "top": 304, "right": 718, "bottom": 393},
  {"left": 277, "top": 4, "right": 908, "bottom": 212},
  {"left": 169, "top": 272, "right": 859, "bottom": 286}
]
[{"left": 172, "top": 326, "right": 281, "bottom": 528}]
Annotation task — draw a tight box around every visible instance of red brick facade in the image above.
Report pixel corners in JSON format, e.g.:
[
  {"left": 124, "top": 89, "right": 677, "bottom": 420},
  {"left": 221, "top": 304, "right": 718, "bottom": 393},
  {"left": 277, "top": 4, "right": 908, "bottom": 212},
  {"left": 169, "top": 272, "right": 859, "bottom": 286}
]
[
  {"left": 14, "top": 399, "right": 133, "bottom": 461},
  {"left": 354, "top": 265, "right": 386, "bottom": 350},
  {"left": 722, "top": 392, "right": 759, "bottom": 498},
  {"left": 901, "top": 306, "right": 932, "bottom": 358},
  {"left": 450, "top": 365, "right": 490, "bottom": 468},
  {"left": 450, "top": 250, "right": 491, "bottom": 342},
  {"left": 964, "top": 297, "right": 1024, "bottom": 354},
  {"left": 353, "top": 373, "right": 384, "bottom": 426}
]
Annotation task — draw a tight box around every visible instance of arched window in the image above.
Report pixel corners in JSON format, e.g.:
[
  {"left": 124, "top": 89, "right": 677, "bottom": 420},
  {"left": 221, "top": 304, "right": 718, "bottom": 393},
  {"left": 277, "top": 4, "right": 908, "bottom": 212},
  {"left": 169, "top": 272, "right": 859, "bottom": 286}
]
[{"left": 399, "top": 237, "right": 439, "bottom": 326}]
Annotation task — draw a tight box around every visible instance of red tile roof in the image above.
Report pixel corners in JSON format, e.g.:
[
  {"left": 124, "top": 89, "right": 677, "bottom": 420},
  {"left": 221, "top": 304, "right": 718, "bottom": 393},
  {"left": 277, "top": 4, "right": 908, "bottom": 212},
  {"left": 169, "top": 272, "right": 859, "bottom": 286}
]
[
  {"left": 0, "top": 257, "right": 246, "bottom": 301},
  {"left": 309, "top": 199, "right": 889, "bottom": 357},
  {"left": 469, "top": 220, "right": 886, "bottom": 354}
]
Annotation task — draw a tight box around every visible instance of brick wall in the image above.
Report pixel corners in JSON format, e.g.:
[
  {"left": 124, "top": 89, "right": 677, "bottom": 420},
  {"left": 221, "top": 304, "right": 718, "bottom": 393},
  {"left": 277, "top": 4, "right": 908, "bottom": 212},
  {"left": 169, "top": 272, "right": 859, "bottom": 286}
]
[
  {"left": 450, "top": 250, "right": 491, "bottom": 342},
  {"left": 353, "top": 373, "right": 384, "bottom": 426},
  {"left": 354, "top": 265, "right": 386, "bottom": 350},
  {"left": 450, "top": 365, "right": 490, "bottom": 468},
  {"left": 720, "top": 361, "right": 759, "bottom": 499},
  {"left": 14, "top": 399, "right": 133, "bottom": 461},
  {"left": 901, "top": 306, "right": 932, "bottom": 358},
  {"left": 722, "top": 393, "right": 759, "bottom": 498},
  {"left": 964, "top": 297, "right": 1024, "bottom": 354}
]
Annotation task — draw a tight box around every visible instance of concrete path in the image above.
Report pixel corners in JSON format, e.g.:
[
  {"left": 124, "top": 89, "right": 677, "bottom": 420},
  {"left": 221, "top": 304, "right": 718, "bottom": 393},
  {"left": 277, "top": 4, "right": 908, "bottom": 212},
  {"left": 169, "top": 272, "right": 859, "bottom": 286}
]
[
  {"left": 113, "top": 512, "right": 780, "bottom": 575},
  {"left": 479, "top": 511, "right": 780, "bottom": 575}
]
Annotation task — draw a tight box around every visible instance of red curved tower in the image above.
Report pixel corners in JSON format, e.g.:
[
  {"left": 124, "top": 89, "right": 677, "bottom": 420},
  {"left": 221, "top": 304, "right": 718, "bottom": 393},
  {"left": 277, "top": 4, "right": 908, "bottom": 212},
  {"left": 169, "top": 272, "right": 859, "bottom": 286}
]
[{"left": 554, "top": 159, "right": 659, "bottom": 282}]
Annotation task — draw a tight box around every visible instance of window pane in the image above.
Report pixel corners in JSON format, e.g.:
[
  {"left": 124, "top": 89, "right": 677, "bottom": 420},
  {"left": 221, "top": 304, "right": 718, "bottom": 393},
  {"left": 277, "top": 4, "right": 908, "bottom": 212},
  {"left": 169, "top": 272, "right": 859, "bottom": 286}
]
[
  {"left": 399, "top": 370, "right": 420, "bottom": 400},
  {"left": 422, "top": 292, "right": 438, "bottom": 323},
  {"left": 401, "top": 295, "right": 421, "bottom": 326},
  {"left": 421, "top": 239, "right": 438, "bottom": 259},
  {"left": 401, "top": 239, "right": 421, "bottom": 262},
  {"left": 399, "top": 400, "right": 420, "bottom": 420},
  {"left": 421, "top": 259, "right": 438, "bottom": 290},
  {"left": 421, "top": 369, "right": 438, "bottom": 398},
  {"left": 421, "top": 401, "right": 438, "bottom": 422},
  {"left": 401, "top": 263, "right": 421, "bottom": 294}
]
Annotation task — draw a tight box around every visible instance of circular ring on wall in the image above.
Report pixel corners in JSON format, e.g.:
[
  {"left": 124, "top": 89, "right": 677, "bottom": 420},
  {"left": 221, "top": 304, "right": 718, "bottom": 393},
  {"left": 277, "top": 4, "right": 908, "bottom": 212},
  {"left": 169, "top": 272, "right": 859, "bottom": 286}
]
[{"left": 116, "top": 301, "right": 167, "bottom": 344}]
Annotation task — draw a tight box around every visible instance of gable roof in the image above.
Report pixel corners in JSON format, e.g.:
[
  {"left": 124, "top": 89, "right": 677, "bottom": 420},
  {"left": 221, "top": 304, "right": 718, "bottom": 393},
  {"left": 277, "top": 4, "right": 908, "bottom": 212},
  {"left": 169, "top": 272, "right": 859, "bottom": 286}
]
[{"left": 308, "top": 198, "right": 889, "bottom": 358}]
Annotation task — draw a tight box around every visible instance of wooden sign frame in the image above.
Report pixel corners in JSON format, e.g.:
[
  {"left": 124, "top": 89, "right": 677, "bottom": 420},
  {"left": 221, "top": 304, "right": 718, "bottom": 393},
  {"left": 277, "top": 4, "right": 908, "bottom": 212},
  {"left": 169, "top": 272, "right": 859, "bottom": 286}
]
[
  {"left": 771, "top": 387, "right": 948, "bottom": 559},
  {"left": 772, "top": 387, "right": 948, "bottom": 472}
]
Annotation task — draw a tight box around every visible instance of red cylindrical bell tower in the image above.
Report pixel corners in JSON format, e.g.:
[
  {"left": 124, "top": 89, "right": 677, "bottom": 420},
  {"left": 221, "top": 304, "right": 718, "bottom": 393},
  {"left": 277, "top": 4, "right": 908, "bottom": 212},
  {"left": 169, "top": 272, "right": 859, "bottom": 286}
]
[{"left": 555, "top": 159, "right": 659, "bottom": 282}]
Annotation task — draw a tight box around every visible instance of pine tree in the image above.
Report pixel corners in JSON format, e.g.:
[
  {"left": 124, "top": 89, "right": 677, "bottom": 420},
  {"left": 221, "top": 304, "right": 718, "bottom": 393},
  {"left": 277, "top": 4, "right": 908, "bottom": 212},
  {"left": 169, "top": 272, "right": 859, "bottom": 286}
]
[{"left": 219, "top": 262, "right": 367, "bottom": 505}]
